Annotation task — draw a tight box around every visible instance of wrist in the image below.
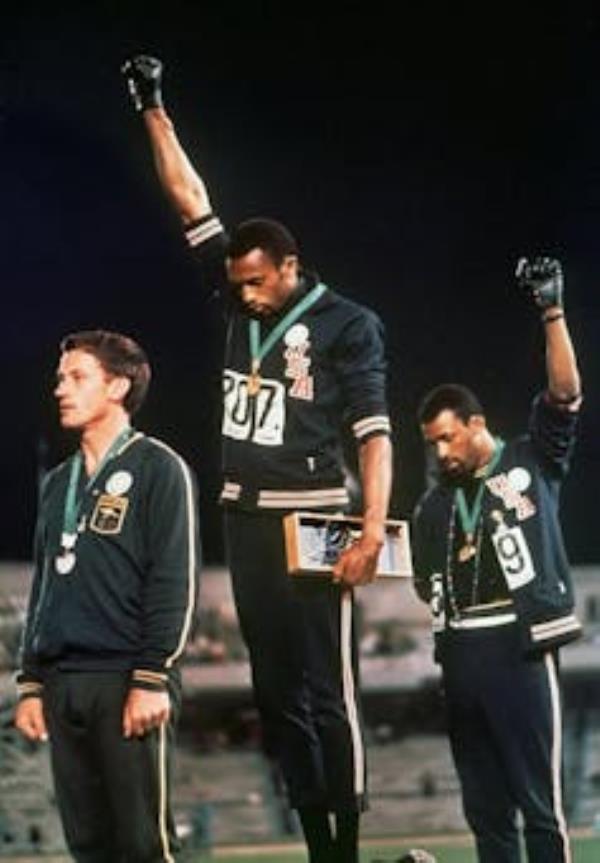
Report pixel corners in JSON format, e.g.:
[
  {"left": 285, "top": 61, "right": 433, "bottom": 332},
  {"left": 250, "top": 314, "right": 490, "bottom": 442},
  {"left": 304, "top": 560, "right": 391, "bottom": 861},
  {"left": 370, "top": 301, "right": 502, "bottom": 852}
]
[
  {"left": 16, "top": 678, "right": 44, "bottom": 700},
  {"left": 140, "top": 93, "right": 163, "bottom": 112},
  {"left": 131, "top": 668, "right": 168, "bottom": 691},
  {"left": 542, "top": 308, "right": 564, "bottom": 324},
  {"left": 360, "top": 521, "right": 385, "bottom": 548},
  {"left": 143, "top": 107, "right": 171, "bottom": 127}
]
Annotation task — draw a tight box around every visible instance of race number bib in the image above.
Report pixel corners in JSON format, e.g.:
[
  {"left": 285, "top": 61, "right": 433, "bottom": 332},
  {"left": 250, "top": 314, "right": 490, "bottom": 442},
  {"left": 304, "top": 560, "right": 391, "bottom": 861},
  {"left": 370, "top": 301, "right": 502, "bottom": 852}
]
[
  {"left": 222, "top": 370, "right": 285, "bottom": 446},
  {"left": 491, "top": 523, "right": 537, "bottom": 591}
]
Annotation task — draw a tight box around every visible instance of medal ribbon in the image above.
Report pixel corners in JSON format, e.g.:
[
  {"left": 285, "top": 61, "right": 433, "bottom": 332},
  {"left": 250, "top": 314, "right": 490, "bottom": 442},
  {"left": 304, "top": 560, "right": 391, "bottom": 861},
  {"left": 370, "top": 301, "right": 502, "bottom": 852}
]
[
  {"left": 248, "top": 282, "right": 327, "bottom": 379},
  {"left": 455, "top": 438, "right": 505, "bottom": 541},
  {"left": 61, "top": 426, "right": 132, "bottom": 544}
]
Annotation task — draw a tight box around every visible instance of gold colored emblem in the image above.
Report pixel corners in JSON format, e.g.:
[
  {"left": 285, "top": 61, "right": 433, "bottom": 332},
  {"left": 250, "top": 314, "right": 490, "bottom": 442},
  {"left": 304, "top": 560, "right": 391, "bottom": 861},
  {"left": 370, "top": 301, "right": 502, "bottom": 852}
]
[{"left": 90, "top": 494, "right": 129, "bottom": 535}]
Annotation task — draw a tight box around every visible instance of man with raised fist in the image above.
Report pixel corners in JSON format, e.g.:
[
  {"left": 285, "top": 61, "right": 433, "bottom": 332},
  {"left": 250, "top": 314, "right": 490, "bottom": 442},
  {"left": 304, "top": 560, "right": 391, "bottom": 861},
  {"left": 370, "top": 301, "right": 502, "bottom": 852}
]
[
  {"left": 122, "top": 55, "right": 393, "bottom": 863},
  {"left": 412, "top": 257, "right": 582, "bottom": 862}
]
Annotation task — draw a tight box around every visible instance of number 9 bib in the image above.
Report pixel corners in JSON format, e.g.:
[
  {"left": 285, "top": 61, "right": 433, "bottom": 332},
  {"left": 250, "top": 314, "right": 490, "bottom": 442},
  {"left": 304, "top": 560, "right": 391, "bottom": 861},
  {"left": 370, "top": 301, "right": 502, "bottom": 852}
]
[{"left": 491, "top": 522, "right": 537, "bottom": 591}]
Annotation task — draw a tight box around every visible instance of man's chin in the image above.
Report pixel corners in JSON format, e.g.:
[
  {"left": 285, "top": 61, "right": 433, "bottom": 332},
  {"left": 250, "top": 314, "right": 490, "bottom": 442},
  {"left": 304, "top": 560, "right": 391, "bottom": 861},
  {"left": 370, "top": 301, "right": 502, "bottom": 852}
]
[
  {"left": 440, "top": 466, "right": 468, "bottom": 486},
  {"left": 244, "top": 306, "right": 271, "bottom": 319},
  {"left": 59, "top": 415, "right": 82, "bottom": 431}
]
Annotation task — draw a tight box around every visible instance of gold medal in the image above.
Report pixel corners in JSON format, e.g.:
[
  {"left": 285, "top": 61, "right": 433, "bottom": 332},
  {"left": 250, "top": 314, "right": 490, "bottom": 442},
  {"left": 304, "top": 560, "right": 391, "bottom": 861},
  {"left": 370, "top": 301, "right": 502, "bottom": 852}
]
[
  {"left": 247, "top": 373, "right": 261, "bottom": 397},
  {"left": 247, "top": 360, "right": 261, "bottom": 397},
  {"left": 247, "top": 282, "right": 326, "bottom": 404}
]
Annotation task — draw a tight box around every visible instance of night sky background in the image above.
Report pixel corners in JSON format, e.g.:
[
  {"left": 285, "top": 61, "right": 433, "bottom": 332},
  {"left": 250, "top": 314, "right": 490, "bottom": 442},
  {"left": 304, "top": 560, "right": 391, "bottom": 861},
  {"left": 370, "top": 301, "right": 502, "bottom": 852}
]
[{"left": 2, "top": 3, "right": 599, "bottom": 565}]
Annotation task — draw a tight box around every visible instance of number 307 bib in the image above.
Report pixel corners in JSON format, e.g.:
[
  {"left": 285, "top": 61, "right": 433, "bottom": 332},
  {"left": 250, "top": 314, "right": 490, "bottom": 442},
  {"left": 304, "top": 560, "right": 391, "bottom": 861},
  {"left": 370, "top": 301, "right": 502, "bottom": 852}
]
[{"left": 491, "top": 522, "right": 537, "bottom": 591}]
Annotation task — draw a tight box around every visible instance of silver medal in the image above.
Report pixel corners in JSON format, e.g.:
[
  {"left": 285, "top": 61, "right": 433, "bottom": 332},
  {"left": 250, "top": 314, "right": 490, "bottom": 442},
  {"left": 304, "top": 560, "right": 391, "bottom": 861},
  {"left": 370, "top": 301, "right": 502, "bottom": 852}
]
[{"left": 55, "top": 551, "right": 76, "bottom": 574}]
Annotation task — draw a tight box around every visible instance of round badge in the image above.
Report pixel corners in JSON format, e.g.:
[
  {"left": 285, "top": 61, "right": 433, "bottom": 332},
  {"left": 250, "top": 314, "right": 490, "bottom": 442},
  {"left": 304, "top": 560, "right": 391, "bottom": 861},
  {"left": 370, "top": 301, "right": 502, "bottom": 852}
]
[
  {"left": 507, "top": 467, "right": 531, "bottom": 493},
  {"left": 106, "top": 470, "right": 133, "bottom": 495},
  {"left": 284, "top": 323, "right": 309, "bottom": 348}
]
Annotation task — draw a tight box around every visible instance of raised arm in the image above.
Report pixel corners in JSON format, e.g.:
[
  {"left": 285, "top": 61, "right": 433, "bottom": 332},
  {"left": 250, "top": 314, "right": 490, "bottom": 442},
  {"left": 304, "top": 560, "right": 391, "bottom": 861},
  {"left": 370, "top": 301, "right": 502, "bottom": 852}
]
[
  {"left": 122, "top": 56, "right": 211, "bottom": 225},
  {"left": 516, "top": 256, "right": 582, "bottom": 408}
]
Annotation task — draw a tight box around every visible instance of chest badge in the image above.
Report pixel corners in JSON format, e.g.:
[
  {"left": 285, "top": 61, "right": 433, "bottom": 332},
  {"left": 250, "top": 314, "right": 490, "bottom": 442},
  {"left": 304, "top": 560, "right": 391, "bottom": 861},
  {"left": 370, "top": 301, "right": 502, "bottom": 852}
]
[
  {"left": 284, "top": 323, "right": 314, "bottom": 401},
  {"left": 105, "top": 470, "right": 133, "bottom": 495},
  {"left": 507, "top": 467, "right": 531, "bottom": 493},
  {"left": 90, "top": 494, "right": 129, "bottom": 535},
  {"left": 486, "top": 470, "right": 536, "bottom": 521}
]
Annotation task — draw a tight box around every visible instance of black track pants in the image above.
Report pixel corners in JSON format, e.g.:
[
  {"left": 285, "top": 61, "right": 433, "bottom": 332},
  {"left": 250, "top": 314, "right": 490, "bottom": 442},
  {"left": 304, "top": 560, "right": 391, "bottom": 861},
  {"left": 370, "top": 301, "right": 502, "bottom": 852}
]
[
  {"left": 225, "top": 508, "right": 367, "bottom": 812},
  {"left": 441, "top": 626, "right": 571, "bottom": 863},
  {"left": 43, "top": 669, "right": 181, "bottom": 862}
]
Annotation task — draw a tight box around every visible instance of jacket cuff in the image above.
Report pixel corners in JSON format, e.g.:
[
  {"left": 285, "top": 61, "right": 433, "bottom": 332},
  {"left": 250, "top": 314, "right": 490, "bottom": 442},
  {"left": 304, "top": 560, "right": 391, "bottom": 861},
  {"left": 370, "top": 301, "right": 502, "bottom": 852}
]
[
  {"left": 352, "top": 414, "right": 392, "bottom": 443},
  {"left": 184, "top": 214, "right": 225, "bottom": 248},
  {"left": 543, "top": 389, "right": 583, "bottom": 413},
  {"left": 16, "top": 680, "right": 44, "bottom": 701},
  {"left": 130, "top": 669, "right": 168, "bottom": 692}
]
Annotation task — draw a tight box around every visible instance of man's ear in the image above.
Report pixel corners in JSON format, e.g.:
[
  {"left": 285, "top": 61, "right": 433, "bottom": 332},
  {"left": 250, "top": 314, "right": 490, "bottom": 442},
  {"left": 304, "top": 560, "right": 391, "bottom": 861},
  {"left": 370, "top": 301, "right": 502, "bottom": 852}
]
[
  {"left": 467, "top": 414, "right": 486, "bottom": 433},
  {"left": 281, "top": 254, "right": 298, "bottom": 277},
  {"left": 108, "top": 376, "right": 131, "bottom": 406}
]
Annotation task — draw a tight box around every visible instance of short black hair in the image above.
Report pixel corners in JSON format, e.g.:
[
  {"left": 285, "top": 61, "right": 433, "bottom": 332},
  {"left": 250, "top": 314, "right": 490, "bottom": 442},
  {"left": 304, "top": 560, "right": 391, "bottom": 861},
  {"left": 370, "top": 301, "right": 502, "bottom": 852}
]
[
  {"left": 60, "top": 330, "right": 151, "bottom": 416},
  {"left": 227, "top": 218, "right": 299, "bottom": 266},
  {"left": 418, "top": 383, "right": 484, "bottom": 425}
]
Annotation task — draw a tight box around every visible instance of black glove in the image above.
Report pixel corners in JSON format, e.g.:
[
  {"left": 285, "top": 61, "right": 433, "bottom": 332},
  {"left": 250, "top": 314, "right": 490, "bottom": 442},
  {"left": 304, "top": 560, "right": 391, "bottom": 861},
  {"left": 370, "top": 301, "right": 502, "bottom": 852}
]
[
  {"left": 121, "top": 55, "right": 163, "bottom": 112},
  {"left": 515, "top": 256, "right": 564, "bottom": 310}
]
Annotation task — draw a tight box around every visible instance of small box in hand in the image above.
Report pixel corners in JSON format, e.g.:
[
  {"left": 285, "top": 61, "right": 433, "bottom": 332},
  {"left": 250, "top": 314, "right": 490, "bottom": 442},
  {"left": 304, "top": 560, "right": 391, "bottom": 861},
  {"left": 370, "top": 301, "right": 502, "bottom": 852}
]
[{"left": 284, "top": 511, "right": 413, "bottom": 578}]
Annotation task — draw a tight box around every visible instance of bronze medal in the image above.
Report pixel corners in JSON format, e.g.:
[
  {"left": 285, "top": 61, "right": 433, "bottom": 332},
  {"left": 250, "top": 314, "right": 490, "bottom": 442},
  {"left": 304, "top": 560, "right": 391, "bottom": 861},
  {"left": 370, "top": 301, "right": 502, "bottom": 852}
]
[
  {"left": 458, "top": 532, "right": 476, "bottom": 563},
  {"left": 458, "top": 542, "right": 476, "bottom": 563}
]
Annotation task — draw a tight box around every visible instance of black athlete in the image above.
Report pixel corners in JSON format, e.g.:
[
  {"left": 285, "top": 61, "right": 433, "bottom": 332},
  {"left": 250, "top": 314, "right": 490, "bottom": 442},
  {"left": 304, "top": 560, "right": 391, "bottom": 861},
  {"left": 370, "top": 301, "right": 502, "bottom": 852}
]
[
  {"left": 15, "top": 330, "right": 200, "bottom": 862},
  {"left": 412, "top": 257, "right": 582, "bottom": 863},
  {"left": 122, "top": 56, "right": 393, "bottom": 863}
]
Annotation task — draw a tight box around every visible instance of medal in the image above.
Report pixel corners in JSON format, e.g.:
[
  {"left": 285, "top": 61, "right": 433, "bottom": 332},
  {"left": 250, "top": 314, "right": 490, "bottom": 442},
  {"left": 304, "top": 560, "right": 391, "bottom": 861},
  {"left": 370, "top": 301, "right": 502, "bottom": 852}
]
[
  {"left": 455, "top": 439, "right": 506, "bottom": 563},
  {"left": 55, "top": 530, "right": 77, "bottom": 574},
  {"left": 57, "top": 426, "right": 133, "bottom": 576},
  {"left": 247, "top": 282, "right": 326, "bottom": 399},
  {"left": 458, "top": 535, "right": 477, "bottom": 563},
  {"left": 55, "top": 551, "right": 76, "bottom": 574},
  {"left": 247, "top": 360, "right": 261, "bottom": 397}
]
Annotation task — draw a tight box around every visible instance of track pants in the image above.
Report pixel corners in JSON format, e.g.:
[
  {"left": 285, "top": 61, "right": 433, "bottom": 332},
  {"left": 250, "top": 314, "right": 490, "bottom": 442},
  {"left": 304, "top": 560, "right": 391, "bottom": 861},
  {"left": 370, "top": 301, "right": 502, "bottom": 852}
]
[
  {"left": 440, "top": 625, "right": 571, "bottom": 863},
  {"left": 225, "top": 508, "right": 366, "bottom": 812},
  {"left": 43, "top": 669, "right": 181, "bottom": 862}
]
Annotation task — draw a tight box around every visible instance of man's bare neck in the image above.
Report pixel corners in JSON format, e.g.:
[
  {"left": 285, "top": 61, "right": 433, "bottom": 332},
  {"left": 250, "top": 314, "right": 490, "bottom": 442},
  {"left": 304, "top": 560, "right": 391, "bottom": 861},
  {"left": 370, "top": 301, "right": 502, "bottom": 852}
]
[{"left": 80, "top": 414, "right": 130, "bottom": 475}]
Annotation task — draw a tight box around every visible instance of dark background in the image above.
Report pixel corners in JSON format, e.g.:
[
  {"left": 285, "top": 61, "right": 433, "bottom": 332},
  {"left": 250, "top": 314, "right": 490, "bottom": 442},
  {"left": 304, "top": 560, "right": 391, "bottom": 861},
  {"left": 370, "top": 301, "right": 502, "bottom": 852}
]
[{"left": 2, "top": 3, "right": 599, "bottom": 564}]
